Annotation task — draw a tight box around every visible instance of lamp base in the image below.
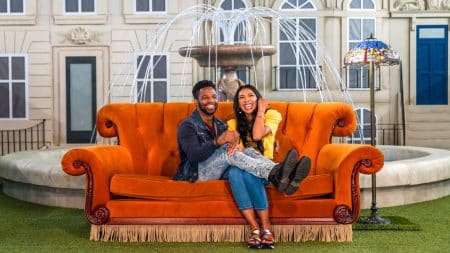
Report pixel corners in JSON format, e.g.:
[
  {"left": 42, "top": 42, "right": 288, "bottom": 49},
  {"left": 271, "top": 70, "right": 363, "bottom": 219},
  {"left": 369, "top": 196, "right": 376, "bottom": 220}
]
[{"left": 358, "top": 211, "right": 391, "bottom": 225}]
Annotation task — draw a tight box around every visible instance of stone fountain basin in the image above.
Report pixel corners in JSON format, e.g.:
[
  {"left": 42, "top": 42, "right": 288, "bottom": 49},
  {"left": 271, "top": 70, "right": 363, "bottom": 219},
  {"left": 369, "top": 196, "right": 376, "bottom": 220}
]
[
  {"left": 359, "top": 145, "right": 450, "bottom": 208},
  {"left": 178, "top": 45, "right": 276, "bottom": 67}
]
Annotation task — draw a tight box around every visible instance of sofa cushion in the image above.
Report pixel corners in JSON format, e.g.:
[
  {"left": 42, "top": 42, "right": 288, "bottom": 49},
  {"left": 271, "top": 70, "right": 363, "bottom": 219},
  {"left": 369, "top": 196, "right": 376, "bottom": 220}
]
[
  {"left": 110, "top": 174, "right": 234, "bottom": 201},
  {"left": 110, "top": 173, "right": 333, "bottom": 201}
]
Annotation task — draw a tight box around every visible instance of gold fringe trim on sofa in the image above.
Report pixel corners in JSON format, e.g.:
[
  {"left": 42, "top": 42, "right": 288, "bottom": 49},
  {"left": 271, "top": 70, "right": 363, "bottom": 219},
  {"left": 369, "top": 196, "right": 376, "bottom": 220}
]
[{"left": 90, "top": 224, "right": 352, "bottom": 242}]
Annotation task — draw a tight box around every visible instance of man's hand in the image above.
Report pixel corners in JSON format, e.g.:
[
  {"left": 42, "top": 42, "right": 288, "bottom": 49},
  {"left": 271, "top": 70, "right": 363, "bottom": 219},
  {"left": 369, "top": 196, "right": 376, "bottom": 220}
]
[{"left": 216, "top": 130, "right": 239, "bottom": 146}]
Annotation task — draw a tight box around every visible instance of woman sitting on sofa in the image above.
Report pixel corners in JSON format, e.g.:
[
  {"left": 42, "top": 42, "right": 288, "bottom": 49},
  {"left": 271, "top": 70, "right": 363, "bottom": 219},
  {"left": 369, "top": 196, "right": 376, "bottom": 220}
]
[{"left": 225, "top": 85, "right": 311, "bottom": 249}]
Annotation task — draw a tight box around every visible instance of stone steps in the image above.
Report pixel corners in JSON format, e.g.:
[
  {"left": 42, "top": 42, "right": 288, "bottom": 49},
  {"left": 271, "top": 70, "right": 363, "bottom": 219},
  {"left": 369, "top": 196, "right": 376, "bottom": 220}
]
[{"left": 405, "top": 106, "right": 450, "bottom": 149}]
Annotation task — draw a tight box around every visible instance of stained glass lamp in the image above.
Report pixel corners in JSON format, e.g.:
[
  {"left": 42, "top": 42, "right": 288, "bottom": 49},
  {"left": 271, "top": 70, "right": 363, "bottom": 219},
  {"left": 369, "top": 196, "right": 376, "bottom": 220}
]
[{"left": 344, "top": 34, "right": 400, "bottom": 224}]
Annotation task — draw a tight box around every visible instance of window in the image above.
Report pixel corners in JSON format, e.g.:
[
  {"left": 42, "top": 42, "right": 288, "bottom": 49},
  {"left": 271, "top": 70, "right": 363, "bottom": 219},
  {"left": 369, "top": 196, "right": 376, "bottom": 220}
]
[
  {"left": 219, "top": 0, "right": 246, "bottom": 10},
  {"left": 0, "top": 55, "right": 27, "bottom": 119},
  {"left": 217, "top": 0, "right": 249, "bottom": 84},
  {"left": 278, "top": 17, "right": 317, "bottom": 89},
  {"left": 65, "top": 0, "right": 95, "bottom": 14},
  {"left": 347, "top": 108, "right": 375, "bottom": 144},
  {"left": 349, "top": 0, "right": 375, "bottom": 10},
  {"left": 218, "top": 0, "right": 249, "bottom": 44},
  {"left": 135, "top": 54, "right": 168, "bottom": 102},
  {"left": 281, "top": 0, "right": 315, "bottom": 10},
  {"left": 0, "top": 0, "right": 24, "bottom": 14},
  {"left": 347, "top": 18, "right": 375, "bottom": 89},
  {"left": 136, "top": 0, "right": 166, "bottom": 12}
]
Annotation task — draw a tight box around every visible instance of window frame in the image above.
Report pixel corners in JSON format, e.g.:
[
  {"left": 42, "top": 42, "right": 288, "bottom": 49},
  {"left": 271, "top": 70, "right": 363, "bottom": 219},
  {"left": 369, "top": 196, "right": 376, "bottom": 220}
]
[
  {"left": 134, "top": 53, "right": 169, "bottom": 102},
  {"left": 348, "top": 0, "right": 376, "bottom": 11},
  {"left": 346, "top": 17, "right": 376, "bottom": 90},
  {"left": 63, "top": 0, "right": 96, "bottom": 15},
  {"left": 347, "top": 108, "right": 377, "bottom": 144},
  {"left": 0, "top": 54, "right": 28, "bottom": 119},
  {"left": 279, "top": 0, "right": 316, "bottom": 11},
  {"left": 277, "top": 16, "right": 318, "bottom": 90},
  {"left": 0, "top": 0, "right": 25, "bottom": 15},
  {"left": 219, "top": 0, "right": 248, "bottom": 10},
  {"left": 134, "top": 0, "right": 167, "bottom": 14}
]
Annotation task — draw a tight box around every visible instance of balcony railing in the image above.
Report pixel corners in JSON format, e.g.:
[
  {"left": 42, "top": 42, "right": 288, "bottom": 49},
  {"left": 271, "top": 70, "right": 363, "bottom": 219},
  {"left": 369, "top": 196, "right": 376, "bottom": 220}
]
[
  {"left": 344, "top": 123, "right": 405, "bottom": 146},
  {"left": 0, "top": 119, "right": 46, "bottom": 156}
]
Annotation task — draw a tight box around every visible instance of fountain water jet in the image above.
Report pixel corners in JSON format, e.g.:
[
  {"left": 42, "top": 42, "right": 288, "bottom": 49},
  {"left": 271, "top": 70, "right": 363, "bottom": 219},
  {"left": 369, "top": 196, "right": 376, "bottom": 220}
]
[{"left": 106, "top": 5, "right": 353, "bottom": 106}]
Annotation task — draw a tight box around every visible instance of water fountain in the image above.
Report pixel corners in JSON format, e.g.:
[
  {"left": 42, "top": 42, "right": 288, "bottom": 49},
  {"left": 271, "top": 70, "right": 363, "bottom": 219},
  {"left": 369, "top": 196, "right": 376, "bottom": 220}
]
[
  {"left": 107, "top": 5, "right": 351, "bottom": 104},
  {"left": 178, "top": 44, "right": 276, "bottom": 100}
]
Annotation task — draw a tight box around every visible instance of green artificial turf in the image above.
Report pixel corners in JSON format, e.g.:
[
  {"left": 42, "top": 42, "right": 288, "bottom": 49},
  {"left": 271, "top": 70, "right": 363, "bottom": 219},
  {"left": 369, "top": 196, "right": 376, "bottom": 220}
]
[{"left": 0, "top": 188, "right": 448, "bottom": 253}]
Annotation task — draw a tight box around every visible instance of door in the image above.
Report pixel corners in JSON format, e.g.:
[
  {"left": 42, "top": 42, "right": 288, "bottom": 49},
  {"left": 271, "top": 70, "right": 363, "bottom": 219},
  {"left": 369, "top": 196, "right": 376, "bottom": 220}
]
[
  {"left": 416, "top": 25, "right": 448, "bottom": 105},
  {"left": 66, "top": 57, "right": 96, "bottom": 143}
]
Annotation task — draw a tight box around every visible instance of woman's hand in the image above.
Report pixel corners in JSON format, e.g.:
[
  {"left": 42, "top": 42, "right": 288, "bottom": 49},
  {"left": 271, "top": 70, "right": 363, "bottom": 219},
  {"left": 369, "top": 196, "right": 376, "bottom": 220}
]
[
  {"left": 257, "top": 98, "right": 269, "bottom": 114},
  {"left": 227, "top": 143, "right": 241, "bottom": 156}
]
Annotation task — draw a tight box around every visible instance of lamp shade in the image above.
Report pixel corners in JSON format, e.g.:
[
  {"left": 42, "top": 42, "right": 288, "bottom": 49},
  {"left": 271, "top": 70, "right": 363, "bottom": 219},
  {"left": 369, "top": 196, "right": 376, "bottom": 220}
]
[{"left": 344, "top": 35, "right": 400, "bottom": 66}]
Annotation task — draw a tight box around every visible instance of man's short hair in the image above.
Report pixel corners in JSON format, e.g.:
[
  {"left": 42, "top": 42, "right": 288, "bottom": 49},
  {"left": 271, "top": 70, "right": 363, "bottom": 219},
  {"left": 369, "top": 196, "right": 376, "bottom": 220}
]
[{"left": 192, "top": 80, "right": 216, "bottom": 99}]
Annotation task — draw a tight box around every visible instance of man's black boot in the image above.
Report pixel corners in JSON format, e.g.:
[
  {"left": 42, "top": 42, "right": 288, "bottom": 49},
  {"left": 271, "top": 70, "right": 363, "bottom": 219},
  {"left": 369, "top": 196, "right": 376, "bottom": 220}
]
[
  {"left": 284, "top": 156, "right": 311, "bottom": 195},
  {"left": 268, "top": 149, "right": 298, "bottom": 192}
]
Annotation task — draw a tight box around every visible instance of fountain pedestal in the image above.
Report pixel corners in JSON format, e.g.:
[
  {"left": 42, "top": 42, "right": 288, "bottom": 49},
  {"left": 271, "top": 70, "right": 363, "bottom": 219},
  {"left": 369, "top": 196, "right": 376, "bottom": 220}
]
[{"left": 179, "top": 44, "right": 276, "bottom": 100}]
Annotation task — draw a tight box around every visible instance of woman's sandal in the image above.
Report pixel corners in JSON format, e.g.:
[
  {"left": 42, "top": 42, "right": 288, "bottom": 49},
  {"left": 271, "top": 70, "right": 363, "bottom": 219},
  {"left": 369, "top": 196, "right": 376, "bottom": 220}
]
[
  {"left": 261, "top": 229, "right": 275, "bottom": 249},
  {"left": 247, "top": 229, "right": 262, "bottom": 249}
]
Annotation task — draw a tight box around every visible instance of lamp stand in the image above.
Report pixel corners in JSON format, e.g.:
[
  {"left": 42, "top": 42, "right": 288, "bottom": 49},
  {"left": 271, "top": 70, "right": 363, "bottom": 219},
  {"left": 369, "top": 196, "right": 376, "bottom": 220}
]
[{"left": 358, "top": 61, "right": 391, "bottom": 225}]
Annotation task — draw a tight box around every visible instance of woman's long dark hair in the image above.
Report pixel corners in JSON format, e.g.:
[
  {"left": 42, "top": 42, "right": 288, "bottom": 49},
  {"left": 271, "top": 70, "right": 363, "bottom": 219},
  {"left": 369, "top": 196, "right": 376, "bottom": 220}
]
[{"left": 233, "top": 85, "right": 265, "bottom": 154}]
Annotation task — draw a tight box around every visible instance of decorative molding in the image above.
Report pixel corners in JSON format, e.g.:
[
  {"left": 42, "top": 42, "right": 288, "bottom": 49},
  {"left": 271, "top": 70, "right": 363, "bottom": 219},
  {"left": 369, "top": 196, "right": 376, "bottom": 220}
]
[
  {"left": 392, "top": 0, "right": 425, "bottom": 11},
  {"left": 391, "top": 0, "right": 450, "bottom": 11},
  {"left": 0, "top": 15, "right": 37, "bottom": 25},
  {"left": 390, "top": 11, "right": 450, "bottom": 17},
  {"left": 326, "top": 0, "right": 337, "bottom": 9},
  {"left": 53, "top": 15, "right": 108, "bottom": 25},
  {"left": 411, "top": 17, "right": 416, "bottom": 31},
  {"left": 69, "top": 27, "right": 92, "bottom": 45},
  {"left": 61, "top": 27, "right": 103, "bottom": 45},
  {"left": 123, "top": 14, "right": 173, "bottom": 24}
]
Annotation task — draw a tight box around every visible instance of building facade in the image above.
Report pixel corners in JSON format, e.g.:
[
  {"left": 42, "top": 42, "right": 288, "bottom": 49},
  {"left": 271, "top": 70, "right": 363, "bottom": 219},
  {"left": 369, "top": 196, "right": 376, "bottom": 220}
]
[{"left": 0, "top": 0, "right": 449, "bottom": 149}]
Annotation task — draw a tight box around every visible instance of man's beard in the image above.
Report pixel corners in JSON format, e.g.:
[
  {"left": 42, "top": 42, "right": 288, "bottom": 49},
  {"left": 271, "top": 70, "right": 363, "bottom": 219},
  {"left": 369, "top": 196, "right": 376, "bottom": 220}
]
[{"left": 198, "top": 101, "right": 218, "bottom": 116}]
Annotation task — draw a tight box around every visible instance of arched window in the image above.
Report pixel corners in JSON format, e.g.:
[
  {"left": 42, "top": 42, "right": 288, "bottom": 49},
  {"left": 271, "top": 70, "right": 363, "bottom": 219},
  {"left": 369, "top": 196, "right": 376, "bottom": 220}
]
[
  {"left": 348, "top": 108, "right": 377, "bottom": 144},
  {"left": 348, "top": 0, "right": 375, "bottom": 10},
  {"left": 218, "top": 0, "right": 249, "bottom": 44},
  {"left": 278, "top": 0, "right": 317, "bottom": 90},
  {"left": 281, "top": 0, "right": 315, "bottom": 10},
  {"left": 219, "top": 0, "right": 247, "bottom": 10}
]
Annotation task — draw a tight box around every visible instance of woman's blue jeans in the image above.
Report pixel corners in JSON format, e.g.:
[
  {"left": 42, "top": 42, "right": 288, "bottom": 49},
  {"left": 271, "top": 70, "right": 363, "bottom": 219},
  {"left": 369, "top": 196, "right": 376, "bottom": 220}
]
[{"left": 224, "top": 166, "right": 269, "bottom": 211}]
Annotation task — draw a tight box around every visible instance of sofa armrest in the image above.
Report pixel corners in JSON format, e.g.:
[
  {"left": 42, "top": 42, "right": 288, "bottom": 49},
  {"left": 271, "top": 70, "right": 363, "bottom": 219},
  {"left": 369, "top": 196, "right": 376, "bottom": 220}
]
[
  {"left": 316, "top": 143, "right": 384, "bottom": 223},
  {"left": 61, "top": 145, "right": 133, "bottom": 224}
]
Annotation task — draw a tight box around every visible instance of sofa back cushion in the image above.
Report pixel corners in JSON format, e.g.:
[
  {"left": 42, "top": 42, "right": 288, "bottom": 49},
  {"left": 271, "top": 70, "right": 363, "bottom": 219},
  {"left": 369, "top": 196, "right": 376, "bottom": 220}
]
[{"left": 96, "top": 102, "right": 355, "bottom": 177}]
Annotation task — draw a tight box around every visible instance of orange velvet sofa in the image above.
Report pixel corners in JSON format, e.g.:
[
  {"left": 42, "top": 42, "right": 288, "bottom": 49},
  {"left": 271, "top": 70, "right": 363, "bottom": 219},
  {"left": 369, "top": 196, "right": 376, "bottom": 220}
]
[{"left": 61, "top": 102, "right": 384, "bottom": 242}]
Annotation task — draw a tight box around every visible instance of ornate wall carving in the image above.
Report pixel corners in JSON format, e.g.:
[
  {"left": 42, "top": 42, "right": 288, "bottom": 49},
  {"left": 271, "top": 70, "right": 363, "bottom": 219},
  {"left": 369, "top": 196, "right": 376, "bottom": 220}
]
[
  {"left": 392, "top": 0, "right": 450, "bottom": 10},
  {"left": 64, "top": 27, "right": 102, "bottom": 45},
  {"left": 70, "top": 27, "right": 91, "bottom": 44}
]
